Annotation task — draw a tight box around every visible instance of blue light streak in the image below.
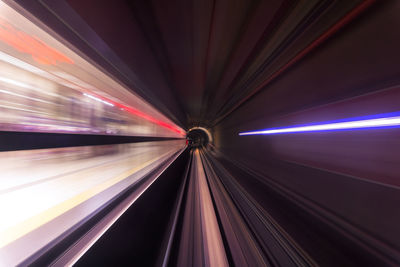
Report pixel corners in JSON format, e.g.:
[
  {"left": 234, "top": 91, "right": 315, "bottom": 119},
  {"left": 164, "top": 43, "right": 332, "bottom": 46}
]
[{"left": 239, "top": 112, "right": 400, "bottom": 136}]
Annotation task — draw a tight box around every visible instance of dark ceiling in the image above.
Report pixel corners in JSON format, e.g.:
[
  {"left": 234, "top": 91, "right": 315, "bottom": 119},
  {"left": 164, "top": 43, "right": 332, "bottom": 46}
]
[
  {"left": 14, "top": 0, "right": 397, "bottom": 131},
  {"left": 61, "top": 0, "right": 371, "bottom": 129}
]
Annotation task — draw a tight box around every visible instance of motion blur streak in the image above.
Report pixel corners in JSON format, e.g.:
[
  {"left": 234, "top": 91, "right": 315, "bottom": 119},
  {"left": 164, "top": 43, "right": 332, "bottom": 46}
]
[
  {"left": 239, "top": 113, "right": 400, "bottom": 135},
  {"left": 0, "top": 18, "right": 74, "bottom": 65},
  {"left": 0, "top": 0, "right": 184, "bottom": 137},
  {"left": 83, "top": 93, "right": 114, "bottom": 106},
  {"left": 2, "top": 0, "right": 400, "bottom": 266},
  {"left": 177, "top": 149, "right": 228, "bottom": 267},
  {"left": 0, "top": 141, "right": 185, "bottom": 266}
]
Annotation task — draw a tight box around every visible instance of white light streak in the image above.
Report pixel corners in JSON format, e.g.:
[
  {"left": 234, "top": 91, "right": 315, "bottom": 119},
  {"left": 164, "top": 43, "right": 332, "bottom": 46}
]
[
  {"left": 83, "top": 93, "right": 114, "bottom": 107},
  {"left": 0, "top": 76, "right": 31, "bottom": 89},
  {"left": 0, "top": 88, "right": 52, "bottom": 104}
]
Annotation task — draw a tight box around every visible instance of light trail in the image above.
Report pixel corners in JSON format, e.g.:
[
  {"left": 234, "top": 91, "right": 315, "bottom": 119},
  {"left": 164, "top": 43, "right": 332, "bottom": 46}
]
[
  {"left": 239, "top": 113, "right": 400, "bottom": 136},
  {"left": 83, "top": 93, "right": 114, "bottom": 106}
]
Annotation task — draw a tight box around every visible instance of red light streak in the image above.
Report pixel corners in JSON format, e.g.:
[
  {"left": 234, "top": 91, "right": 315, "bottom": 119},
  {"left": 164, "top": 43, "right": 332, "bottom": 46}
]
[
  {"left": 115, "top": 103, "right": 184, "bottom": 134},
  {"left": 84, "top": 92, "right": 184, "bottom": 135},
  {"left": 0, "top": 18, "right": 73, "bottom": 65}
]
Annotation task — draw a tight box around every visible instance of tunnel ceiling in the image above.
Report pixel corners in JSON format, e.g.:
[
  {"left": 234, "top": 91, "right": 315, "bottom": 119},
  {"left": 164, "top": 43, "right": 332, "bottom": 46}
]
[{"left": 32, "top": 0, "right": 375, "bottom": 129}]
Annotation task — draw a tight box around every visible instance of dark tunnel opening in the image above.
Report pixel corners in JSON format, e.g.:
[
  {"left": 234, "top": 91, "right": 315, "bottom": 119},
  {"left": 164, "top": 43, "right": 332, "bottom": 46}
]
[{"left": 186, "top": 128, "right": 211, "bottom": 148}]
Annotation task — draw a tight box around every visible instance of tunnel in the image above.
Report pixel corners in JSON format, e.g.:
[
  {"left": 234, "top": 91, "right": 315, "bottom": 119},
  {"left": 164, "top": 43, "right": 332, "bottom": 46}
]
[
  {"left": 0, "top": 0, "right": 399, "bottom": 266},
  {"left": 187, "top": 127, "right": 211, "bottom": 147}
]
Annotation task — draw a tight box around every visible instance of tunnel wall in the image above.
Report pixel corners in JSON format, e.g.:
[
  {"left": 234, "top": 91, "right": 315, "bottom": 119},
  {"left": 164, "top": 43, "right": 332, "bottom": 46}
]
[{"left": 214, "top": 0, "right": 400, "bottom": 257}]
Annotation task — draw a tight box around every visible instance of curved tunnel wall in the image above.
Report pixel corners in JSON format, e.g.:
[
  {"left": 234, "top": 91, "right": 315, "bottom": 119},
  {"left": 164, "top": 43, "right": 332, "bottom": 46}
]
[
  {"left": 1, "top": 0, "right": 399, "bottom": 265},
  {"left": 213, "top": 0, "right": 400, "bottom": 261}
]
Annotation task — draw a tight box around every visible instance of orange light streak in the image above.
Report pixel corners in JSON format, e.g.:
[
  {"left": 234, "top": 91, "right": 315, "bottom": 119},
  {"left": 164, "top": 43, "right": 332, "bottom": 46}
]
[{"left": 0, "top": 18, "right": 73, "bottom": 65}]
